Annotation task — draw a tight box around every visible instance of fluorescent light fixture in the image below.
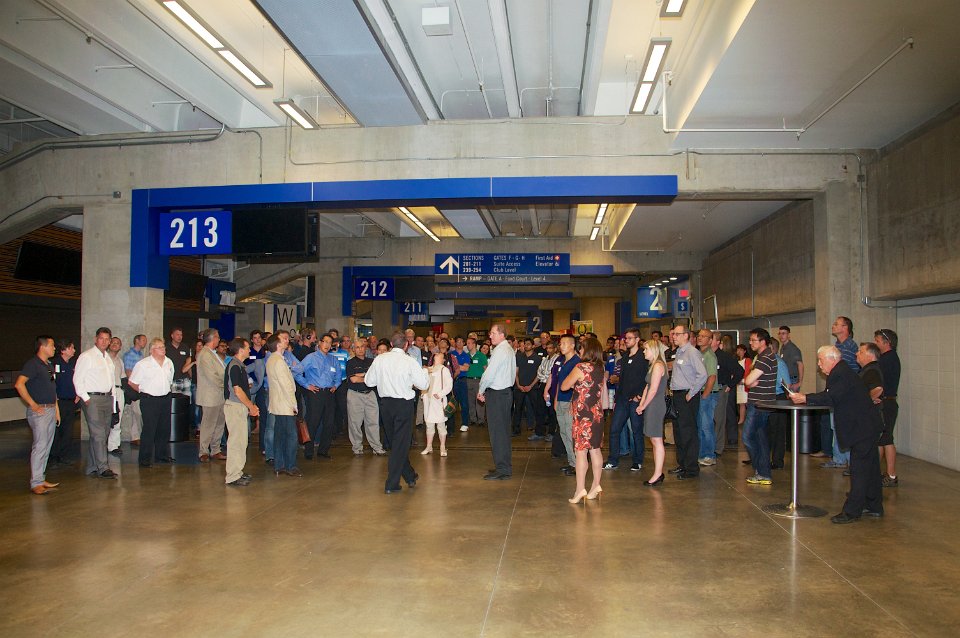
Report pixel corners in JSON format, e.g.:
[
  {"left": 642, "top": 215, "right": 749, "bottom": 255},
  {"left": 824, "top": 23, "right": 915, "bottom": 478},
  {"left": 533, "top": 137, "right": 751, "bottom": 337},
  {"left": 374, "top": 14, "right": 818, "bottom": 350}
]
[
  {"left": 161, "top": 1, "right": 223, "bottom": 49},
  {"left": 590, "top": 227, "right": 600, "bottom": 241},
  {"left": 275, "top": 99, "right": 318, "bottom": 129},
  {"left": 631, "top": 38, "right": 672, "bottom": 113},
  {"left": 400, "top": 207, "right": 441, "bottom": 242},
  {"left": 669, "top": 276, "right": 678, "bottom": 281},
  {"left": 218, "top": 49, "right": 270, "bottom": 88},
  {"left": 159, "top": 0, "right": 271, "bottom": 89},
  {"left": 648, "top": 285, "right": 657, "bottom": 289},
  {"left": 594, "top": 203, "right": 608, "bottom": 225},
  {"left": 660, "top": 0, "right": 686, "bottom": 17}
]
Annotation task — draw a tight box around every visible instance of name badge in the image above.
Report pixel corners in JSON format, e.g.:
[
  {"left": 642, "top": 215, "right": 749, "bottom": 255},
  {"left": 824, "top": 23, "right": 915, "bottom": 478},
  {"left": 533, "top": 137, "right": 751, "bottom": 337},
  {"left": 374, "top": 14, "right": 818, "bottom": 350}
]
[
  {"left": 180, "top": 351, "right": 186, "bottom": 356},
  {"left": 527, "top": 359, "right": 534, "bottom": 364},
  {"left": 678, "top": 359, "right": 685, "bottom": 365},
  {"left": 249, "top": 355, "right": 256, "bottom": 360},
  {"left": 330, "top": 367, "right": 337, "bottom": 372},
  {"left": 55, "top": 364, "right": 61, "bottom": 373},
  {"left": 627, "top": 359, "right": 632, "bottom": 364},
  {"left": 472, "top": 359, "right": 478, "bottom": 364}
]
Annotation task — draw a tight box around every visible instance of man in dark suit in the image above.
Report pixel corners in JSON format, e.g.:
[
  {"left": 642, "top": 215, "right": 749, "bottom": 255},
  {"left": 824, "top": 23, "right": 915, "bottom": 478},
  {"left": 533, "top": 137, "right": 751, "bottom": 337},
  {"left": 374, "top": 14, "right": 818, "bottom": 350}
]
[{"left": 790, "top": 345, "right": 883, "bottom": 523}]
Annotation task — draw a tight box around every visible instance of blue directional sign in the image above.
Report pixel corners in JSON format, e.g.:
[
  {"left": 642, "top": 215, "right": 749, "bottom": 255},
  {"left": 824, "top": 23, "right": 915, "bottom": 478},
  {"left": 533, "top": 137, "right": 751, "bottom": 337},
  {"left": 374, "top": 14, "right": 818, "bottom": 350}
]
[
  {"left": 354, "top": 277, "right": 394, "bottom": 300},
  {"left": 637, "top": 287, "right": 667, "bottom": 319},
  {"left": 159, "top": 210, "right": 231, "bottom": 255},
  {"left": 435, "top": 253, "right": 570, "bottom": 284},
  {"left": 674, "top": 299, "right": 690, "bottom": 318}
]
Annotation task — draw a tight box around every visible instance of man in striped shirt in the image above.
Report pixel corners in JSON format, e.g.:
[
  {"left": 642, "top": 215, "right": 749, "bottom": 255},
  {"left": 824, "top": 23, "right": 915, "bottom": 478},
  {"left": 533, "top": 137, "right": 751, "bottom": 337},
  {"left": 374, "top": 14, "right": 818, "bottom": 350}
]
[{"left": 742, "top": 328, "right": 778, "bottom": 485}]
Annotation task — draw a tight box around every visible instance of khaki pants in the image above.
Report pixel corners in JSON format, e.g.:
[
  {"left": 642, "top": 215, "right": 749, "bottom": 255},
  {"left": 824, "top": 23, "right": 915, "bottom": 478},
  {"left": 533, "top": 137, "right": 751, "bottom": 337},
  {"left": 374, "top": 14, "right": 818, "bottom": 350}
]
[
  {"left": 199, "top": 401, "right": 226, "bottom": 456},
  {"left": 223, "top": 401, "right": 249, "bottom": 483},
  {"left": 347, "top": 390, "right": 384, "bottom": 454}
]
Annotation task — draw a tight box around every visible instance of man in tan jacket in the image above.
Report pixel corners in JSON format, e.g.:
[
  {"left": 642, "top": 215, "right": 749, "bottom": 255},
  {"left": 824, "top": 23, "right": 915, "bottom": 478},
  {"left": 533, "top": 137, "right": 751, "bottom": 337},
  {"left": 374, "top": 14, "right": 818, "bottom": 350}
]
[
  {"left": 196, "top": 328, "right": 227, "bottom": 462},
  {"left": 266, "top": 331, "right": 301, "bottom": 476}
]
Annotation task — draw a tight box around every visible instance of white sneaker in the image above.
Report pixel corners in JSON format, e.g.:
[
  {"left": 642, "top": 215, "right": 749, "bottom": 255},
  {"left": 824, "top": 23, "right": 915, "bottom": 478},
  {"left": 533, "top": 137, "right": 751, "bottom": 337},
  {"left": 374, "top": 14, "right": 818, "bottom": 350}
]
[
  {"left": 421, "top": 448, "right": 432, "bottom": 455},
  {"left": 698, "top": 457, "right": 716, "bottom": 466},
  {"left": 460, "top": 425, "right": 469, "bottom": 432}
]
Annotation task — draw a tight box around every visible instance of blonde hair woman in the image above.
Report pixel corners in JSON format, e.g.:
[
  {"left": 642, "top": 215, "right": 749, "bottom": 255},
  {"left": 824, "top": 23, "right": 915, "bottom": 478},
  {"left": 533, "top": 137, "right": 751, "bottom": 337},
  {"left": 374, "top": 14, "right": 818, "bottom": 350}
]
[
  {"left": 635, "top": 339, "right": 668, "bottom": 486},
  {"left": 421, "top": 351, "right": 454, "bottom": 457}
]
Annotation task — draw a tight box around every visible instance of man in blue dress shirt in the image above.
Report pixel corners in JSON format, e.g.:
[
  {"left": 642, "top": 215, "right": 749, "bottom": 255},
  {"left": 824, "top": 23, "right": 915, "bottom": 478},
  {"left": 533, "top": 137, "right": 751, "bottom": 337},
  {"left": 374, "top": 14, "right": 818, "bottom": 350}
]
[{"left": 294, "top": 333, "right": 340, "bottom": 460}]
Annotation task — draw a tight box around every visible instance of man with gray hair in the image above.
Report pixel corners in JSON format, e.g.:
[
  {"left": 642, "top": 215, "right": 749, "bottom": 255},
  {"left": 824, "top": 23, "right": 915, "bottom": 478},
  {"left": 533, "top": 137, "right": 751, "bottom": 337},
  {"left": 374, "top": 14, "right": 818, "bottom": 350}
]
[
  {"left": 196, "top": 328, "right": 227, "bottom": 462},
  {"left": 364, "top": 332, "right": 429, "bottom": 493},
  {"left": 791, "top": 345, "right": 883, "bottom": 524}
]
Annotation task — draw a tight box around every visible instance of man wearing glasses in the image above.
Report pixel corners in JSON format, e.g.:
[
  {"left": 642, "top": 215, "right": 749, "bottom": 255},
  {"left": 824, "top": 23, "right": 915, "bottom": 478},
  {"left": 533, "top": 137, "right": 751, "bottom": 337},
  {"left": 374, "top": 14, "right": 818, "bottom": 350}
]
[{"left": 668, "top": 326, "right": 707, "bottom": 480}]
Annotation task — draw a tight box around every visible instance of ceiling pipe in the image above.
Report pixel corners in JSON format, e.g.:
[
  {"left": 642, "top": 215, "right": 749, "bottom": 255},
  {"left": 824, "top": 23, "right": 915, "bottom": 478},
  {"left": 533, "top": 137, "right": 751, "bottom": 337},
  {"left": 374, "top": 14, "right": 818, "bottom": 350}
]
[{"left": 452, "top": 0, "right": 493, "bottom": 118}]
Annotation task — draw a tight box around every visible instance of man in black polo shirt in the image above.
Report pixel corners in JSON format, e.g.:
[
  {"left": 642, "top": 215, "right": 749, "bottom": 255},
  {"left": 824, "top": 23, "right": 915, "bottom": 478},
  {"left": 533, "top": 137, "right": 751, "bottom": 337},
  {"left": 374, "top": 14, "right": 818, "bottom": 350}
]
[
  {"left": 15, "top": 335, "right": 61, "bottom": 495},
  {"left": 604, "top": 328, "right": 648, "bottom": 471},
  {"left": 513, "top": 338, "right": 544, "bottom": 438},
  {"left": 346, "top": 341, "right": 386, "bottom": 456},
  {"left": 50, "top": 339, "right": 78, "bottom": 467}
]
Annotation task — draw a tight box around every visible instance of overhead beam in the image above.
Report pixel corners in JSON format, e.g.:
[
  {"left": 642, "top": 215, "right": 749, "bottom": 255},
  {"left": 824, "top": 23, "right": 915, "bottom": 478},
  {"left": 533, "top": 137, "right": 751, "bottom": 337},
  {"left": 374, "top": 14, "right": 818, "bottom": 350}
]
[
  {"left": 355, "top": 0, "right": 441, "bottom": 120},
  {"left": 487, "top": 0, "right": 521, "bottom": 118}
]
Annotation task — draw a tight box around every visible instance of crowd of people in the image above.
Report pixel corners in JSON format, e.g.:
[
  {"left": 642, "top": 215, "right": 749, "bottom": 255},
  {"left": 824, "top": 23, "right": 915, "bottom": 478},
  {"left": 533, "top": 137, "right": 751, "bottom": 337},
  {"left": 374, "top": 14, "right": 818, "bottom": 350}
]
[{"left": 13, "top": 315, "right": 902, "bottom": 522}]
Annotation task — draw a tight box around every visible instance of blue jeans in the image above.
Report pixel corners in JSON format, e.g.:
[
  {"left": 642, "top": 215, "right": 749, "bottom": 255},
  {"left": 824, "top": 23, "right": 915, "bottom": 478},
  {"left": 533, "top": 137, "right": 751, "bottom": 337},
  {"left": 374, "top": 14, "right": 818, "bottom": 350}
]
[
  {"left": 256, "top": 387, "right": 275, "bottom": 459},
  {"left": 831, "top": 414, "right": 850, "bottom": 464},
  {"left": 743, "top": 404, "right": 771, "bottom": 478},
  {"left": 697, "top": 392, "right": 719, "bottom": 460},
  {"left": 819, "top": 414, "right": 833, "bottom": 457},
  {"left": 453, "top": 378, "right": 469, "bottom": 426},
  {"left": 606, "top": 398, "right": 644, "bottom": 467},
  {"left": 273, "top": 414, "right": 298, "bottom": 471}
]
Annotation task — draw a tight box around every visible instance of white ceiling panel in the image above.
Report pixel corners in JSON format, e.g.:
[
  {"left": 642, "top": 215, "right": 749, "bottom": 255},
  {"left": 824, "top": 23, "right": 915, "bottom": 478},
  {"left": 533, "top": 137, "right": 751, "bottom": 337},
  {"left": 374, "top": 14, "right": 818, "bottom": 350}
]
[
  {"left": 610, "top": 200, "right": 792, "bottom": 252},
  {"left": 442, "top": 208, "right": 492, "bottom": 239}
]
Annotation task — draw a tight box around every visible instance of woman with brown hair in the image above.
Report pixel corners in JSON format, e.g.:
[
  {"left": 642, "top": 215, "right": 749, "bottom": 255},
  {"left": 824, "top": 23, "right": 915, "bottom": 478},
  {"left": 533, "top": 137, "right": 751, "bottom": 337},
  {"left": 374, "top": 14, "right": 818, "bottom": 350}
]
[
  {"left": 421, "top": 351, "right": 453, "bottom": 456},
  {"left": 560, "top": 337, "right": 606, "bottom": 503}
]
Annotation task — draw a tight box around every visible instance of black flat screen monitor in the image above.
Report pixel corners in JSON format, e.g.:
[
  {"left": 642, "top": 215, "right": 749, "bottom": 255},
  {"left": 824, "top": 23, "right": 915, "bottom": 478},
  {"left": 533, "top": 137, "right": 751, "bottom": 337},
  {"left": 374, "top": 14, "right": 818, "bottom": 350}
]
[
  {"left": 13, "top": 241, "right": 82, "bottom": 287},
  {"left": 232, "top": 208, "right": 316, "bottom": 257}
]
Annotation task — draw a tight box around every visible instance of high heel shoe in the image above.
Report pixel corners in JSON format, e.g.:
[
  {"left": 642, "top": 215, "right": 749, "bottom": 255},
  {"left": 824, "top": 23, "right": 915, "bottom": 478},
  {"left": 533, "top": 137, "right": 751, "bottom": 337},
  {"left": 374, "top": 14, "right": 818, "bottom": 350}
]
[
  {"left": 643, "top": 474, "right": 665, "bottom": 486},
  {"left": 568, "top": 489, "right": 588, "bottom": 504},
  {"left": 420, "top": 448, "right": 432, "bottom": 455},
  {"left": 440, "top": 448, "right": 448, "bottom": 457},
  {"left": 586, "top": 486, "right": 603, "bottom": 500}
]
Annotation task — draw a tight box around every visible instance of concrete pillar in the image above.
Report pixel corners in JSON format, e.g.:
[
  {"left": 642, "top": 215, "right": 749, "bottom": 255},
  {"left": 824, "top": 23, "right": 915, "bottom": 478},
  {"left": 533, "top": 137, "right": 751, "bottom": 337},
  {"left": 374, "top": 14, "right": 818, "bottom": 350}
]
[
  {"left": 81, "top": 202, "right": 164, "bottom": 349},
  {"left": 313, "top": 270, "right": 351, "bottom": 336},
  {"left": 370, "top": 301, "right": 397, "bottom": 337},
  {"left": 813, "top": 181, "right": 895, "bottom": 387},
  {"left": 579, "top": 297, "right": 620, "bottom": 340},
  {"left": 80, "top": 201, "right": 164, "bottom": 440}
]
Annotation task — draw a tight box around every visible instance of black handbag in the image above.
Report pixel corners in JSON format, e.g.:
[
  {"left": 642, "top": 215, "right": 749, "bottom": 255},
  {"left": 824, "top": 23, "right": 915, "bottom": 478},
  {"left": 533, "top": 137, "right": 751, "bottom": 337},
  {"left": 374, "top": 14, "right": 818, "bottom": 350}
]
[{"left": 664, "top": 391, "right": 679, "bottom": 422}]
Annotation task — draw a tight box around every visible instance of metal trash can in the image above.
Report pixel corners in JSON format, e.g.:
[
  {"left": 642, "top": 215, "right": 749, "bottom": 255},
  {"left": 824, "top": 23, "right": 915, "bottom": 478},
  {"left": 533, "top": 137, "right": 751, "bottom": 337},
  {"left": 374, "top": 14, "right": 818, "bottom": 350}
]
[
  {"left": 798, "top": 410, "right": 818, "bottom": 454},
  {"left": 170, "top": 393, "right": 190, "bottom": 442}
]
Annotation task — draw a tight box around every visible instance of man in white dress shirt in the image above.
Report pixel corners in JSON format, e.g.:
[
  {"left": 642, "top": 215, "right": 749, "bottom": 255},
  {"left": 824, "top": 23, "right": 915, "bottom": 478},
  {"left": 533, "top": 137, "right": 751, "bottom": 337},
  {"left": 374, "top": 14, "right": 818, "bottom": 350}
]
[
  {"left": 365, "top": 333, "right": 429, "bottom": 494},
  {"left": 128, "top": 338, "right": 175, "bottom": 468},
  {"left": 478, "top": 324, "right": 517, "bottom": 480},
  {"left": 73, "top": 327, "right": 119, "bottom": 479}
]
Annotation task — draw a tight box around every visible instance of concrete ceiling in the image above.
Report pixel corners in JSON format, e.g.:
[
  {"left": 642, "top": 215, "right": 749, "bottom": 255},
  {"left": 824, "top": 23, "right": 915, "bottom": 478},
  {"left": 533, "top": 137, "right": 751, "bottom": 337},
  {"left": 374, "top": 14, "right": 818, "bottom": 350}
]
[{"left": 3, "top": 0, "right": 960, "bottom": 251}]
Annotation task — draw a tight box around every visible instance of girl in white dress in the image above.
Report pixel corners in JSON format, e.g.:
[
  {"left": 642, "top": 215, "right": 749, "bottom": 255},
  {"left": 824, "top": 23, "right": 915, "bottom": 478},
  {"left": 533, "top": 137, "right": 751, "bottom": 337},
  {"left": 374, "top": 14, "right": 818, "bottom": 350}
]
[{"left": 421, "top": 351, "right": 453, "bottom": 457}]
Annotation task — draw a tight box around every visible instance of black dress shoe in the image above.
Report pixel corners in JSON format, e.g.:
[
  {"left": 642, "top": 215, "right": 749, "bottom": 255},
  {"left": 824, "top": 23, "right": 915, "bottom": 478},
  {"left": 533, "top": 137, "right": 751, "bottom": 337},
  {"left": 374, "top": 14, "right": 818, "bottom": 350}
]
[
  {"left": 483, "top": 472, "right": 511, "bottom": 480},
  {"left": 241, "top": 473, "right": 252, "bottom": 480},
  {"left": 407, "top": 473, "right": 420, "bottom": 488},
  {"left": 831, "top": 512, "right": 860, "bottom": 524},
  {"left": 561, "top": 466, "right": 575, "bottom": 476},
  {"left": 108, "top": 448, "right": 123, "bottom": 457},
  {"left": 384, "top": 486, "right": 403, "bottom": 494},
  {"left": 318, "top": 453, "right": 332, "bottom": 460},
  {"left": 861, "top": 509, "right": 883, "bottom": 517},
  {"left": 139, "top": 462, "right": 152, "bottom": 468},
  {"left": 770, "top": 463, "right": 784, "bottom": 470},
  {"left": 158, "top": 456, "right": 175, "bottom": 463},
  {"left": 227, "top": 477, "right": 250, "bottom": 487},
  {"left": 668, "top": 466, "right": 683, "bottom": 474},
  {"left": 741, "top": 459, "right": 752, "bottom": 465},
  {"left": 676, "top": 472, "right": 699, "bottom": 480},
  {"left": 99, "top": 469, "right": 118, "bottom": 479}
]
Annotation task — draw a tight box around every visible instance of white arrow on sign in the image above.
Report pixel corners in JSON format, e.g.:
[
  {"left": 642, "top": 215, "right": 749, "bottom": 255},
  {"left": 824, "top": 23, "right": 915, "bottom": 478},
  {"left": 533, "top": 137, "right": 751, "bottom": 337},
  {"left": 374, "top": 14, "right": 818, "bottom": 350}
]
[{"left": 439, "top": 255, "right": 460, "bottom": 275}]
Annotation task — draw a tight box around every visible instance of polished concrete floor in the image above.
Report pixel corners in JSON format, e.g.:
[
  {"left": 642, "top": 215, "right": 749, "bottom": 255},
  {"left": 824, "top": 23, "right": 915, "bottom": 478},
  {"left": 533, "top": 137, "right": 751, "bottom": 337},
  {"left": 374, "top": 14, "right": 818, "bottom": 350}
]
[{"left": 0, "top": 419, "right": 958, "bottom": 638}]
